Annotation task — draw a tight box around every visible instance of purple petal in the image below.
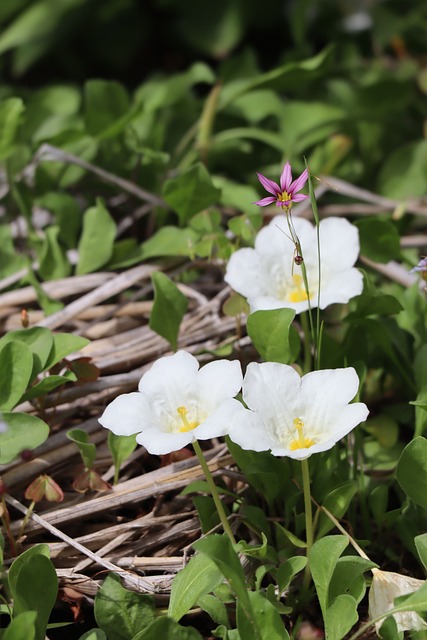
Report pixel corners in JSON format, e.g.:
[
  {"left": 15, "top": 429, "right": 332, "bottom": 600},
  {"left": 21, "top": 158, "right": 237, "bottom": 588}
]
[
  {"left": 289, "top": 169, "right": 309, "bottom": 195},
  {"left": 256, "top": 172, "right": 280, "bottom": 196},
  {"left": 253, "top": 196, "right": 277, "bottom": 207},
  {"left": 280, "top": 162, "right": 292, "bottom": 191},
  {"left": 291, "top": 193, "right": 309, "bottom": 202}
]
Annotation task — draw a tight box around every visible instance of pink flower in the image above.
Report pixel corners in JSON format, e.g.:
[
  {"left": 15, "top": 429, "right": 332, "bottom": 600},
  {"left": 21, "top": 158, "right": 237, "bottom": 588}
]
[{"left": 254, "top": 162, "right": 309, "bottom": 210}]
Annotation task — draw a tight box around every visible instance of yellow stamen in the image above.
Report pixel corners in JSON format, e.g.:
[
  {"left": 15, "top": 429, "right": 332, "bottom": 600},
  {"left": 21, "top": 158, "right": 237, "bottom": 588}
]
[
  {"left": 288, "top": 274, "right": 310, "bottom": 303},
  {"left": 289, "top": 417, "right": 315, "bottom": 451},
  {"left": 177, "top": 406, "right": 198, "bottom": 432}
]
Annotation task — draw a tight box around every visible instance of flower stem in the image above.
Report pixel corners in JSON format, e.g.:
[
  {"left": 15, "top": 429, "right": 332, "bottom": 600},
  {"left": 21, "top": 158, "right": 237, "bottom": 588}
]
[
  {"left": 192, "top": 440, "right": 236, "bottom": 545},
  {"left": 301, "top": 458, "right": 314, "bottom": 588}
]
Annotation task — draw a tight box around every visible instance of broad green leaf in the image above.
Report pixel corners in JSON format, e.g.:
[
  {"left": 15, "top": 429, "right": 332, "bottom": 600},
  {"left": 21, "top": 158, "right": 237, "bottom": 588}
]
[
  {"left": 393, "top": 580, "right": 427, "bottom": 613},
  {"left": 193, "top": 534, "right": 259, "bottom": 638},
  {"left": 3, "top": 611, "right": 37, "bottom": 640},
  {"left": 0, "top": 326, "right": 54, "bottom": 377},
  {"left": 168, "top": 552, "right": 224, "bottom": 621},
  {"left": 324, "top": 594, "right": 358, "bottom": 640},
  {"left": 196, "top": 594, "right": 230, "bottom": 628},
  {"left": 132, "top": 617, "right": 203, "bottom": 640},
  {"left": 396, "top": 437, "right": 427, "bottom": 511},
  {"left": 0, "top": 97, "right": 25, "bottom": 160},
  {"left": 8, "top": 544, "right": 51, "bottom": 597},
  {"left": 329, "top": 557, "right": 377, "bottom": 605},
  {"left": 21, "top": 372, "right": 76, "bottom": 402},
  {"left": 0, "top": 413, "right": 49, "bottom": 463},
  {"left": 94, "top": 573, "right": 156, "bottom": 640},
  {"left": 149, "top": 272, "right": 188, "bottom": 351},
  {"left": 78, "top": 630, "right": 107, "bottom": 640},
  {"left": 415, "top": 533, "right": 427, "bottom": 573},
  {"left": 277, "top": 557, "right": 308, "bottom": 593},
  {"left": 76, "top": 199, "right": 116, "bottom": 275},
  {"left": 67, "top": 428, "right": 96, "bottom": 469},
  {"left": 0, "top": 224, "right": 28, "bottom": 278},
  {"left": 11, "top": 553, "right": 57, "bottom": 640},
  {"left": 354, "top": 218, "right": 401, "bottom": 263},
  {"left": 378, "top": 140, "right": 427, "bottom": 200},
  {"left": 247, "top": 308, "right": 299, "bottom": 365},
  {"left": 309, "top": 535, "right": 349, "bottom": 615},
  {"left": 163, "top": 163, "right": 221, "bottom": 226},
  {"left": 108, "top": 432, "right": 137, "bottom": 485},
  {"left": 44, "top": 333, "right": 89, "bottom": 369},
  {"left": 317, "top": 481, "right": 358, "bottom": 538},
  {"left": 140, "top": 226, "right": 199, "bottom": 260},
  {"left": 36, "top": 192, "right": 81, "bottom": 249},
  {"left": 0, "top": 341, "right": 34, "bottom": 410},
  {"left": 38, "top": 225, "right": 72, "bottom": 280},
  {"left": 246, "top": 590, "right": 290, "bottom": 640},
  {"left": 84, "top": 80, "right": 130, "bottom": 137}
]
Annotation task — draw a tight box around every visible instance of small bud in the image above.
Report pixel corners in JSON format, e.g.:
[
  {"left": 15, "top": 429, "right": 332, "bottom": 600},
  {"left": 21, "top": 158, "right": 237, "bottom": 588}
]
[
  {"left": 21, "top": 309, "right": 29, "bottom": 328},
  {"left": 294, "top": 255, "right": 304, "bottom": 265},
  {"left": 20, "top": 449, "right": 33, "bottom": 462},
  {"left": 72, "top": 469, "right": 111, "bottom": 493}
]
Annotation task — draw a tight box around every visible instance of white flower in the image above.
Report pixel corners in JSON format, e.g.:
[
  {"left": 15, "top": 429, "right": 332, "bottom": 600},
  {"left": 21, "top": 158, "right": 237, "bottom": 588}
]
[
  {"left": 369, "top": 568, "right": 427, "bottom": 633},
  {"left": 229, "top": 363, "right": 368, "bottom": 460},
  {"left": 99, "top": 351, "right": 243, "bottom": 455},
  {"left": 224, "top": 216, "right": 363, "bottom": 314}
]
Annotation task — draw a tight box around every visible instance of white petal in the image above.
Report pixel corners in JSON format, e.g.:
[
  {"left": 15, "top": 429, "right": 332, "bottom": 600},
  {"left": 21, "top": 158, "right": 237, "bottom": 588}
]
[
  {"left": 138, "top": 351, "right": 200, "bottom": 409},
  {"left": 197, "top": 361, "right": 243, "bottom": 412},
  {"left": 318, "top": 268, "right": 364, "bottom": 308},
  {"left": 99, "top": 393, "right": 149, "bottom": 436},
  {"left": 248, "top": 295, "right": 310, "bottom": 314},
  {"left": 228, "top": 407, "right": 282, "bottom": 452},
  {"left": 136, "top": 427, "right": 193, "bottom": 455},
  {"left": 243, "top": 362, "right": 301, "bottom": 423},
  {"left": 195, "top": 398, "right": 244, "bottom": 440},
  {"left": 369, "top": 569, "right": 427, "bottom": 633},
  {"left": 319, "top": 218, "right": 360, "bottom": 270},
  {"left": 224, "top": 248, "right": 265, "bottom": 298}
]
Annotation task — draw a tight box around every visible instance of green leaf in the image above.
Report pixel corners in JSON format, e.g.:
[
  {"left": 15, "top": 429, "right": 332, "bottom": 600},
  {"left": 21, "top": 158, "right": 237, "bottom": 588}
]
[
  {"left": 193, "top": 534, "right": 261, "bottom": 640},
  {"left": 324, "top": 594, "right": 358, "bottom": 640},
  {"left": 67, "top": 428, "right": 96, "bottom": 469},
  {"left": 169, "top": 552, "right": 224, "bottom": 621},
  {"left": 140, "top": 226, "right": 200, "bottom": 260},
  {"left": 76, "top": 199, "right": 116, "bottom": 275},
  {"left": 393, "top": 581, "right": 427, "bottom": 613},
  {"left": 84, "top": 80, "right": 130, "bottom": 137},
  {"left": 277, "top": 557, "right": 308, "bottom": 593},
  {"left": 94, "top": 573, "right": 156, "bottom": 640},
  {"left": 44, "top": 332, "right": 89, "bottom": 369},
  {"left": 0, "top": 413, "right": 49, "bottom": 463},
  {"left": 108, "top": 432, "right": 137, "bottom": 484},
  {"left": 22, "top": 269, "right": 64, "bottom": 316},
  {"left": 247, "top": 308, "right": 299, "bottom": 364},
  {"left": 132, "top": 617, "right": 203, "bottom": 640},
  {"left": 309, "top": 535, "right": 349, "bottom": 616},
  {"left": 317, "top": 481, "right": 358, "bottom": 538},
  {"left": 396, "top": 437, "right": 427, "bottom": 511},
  {"left": 163, "top": 163, "right": 221, "bottom": 225},
  {"left": 354, "top": 218, "right": 401, "bottom": 263},
  {"left": 35, "top": 192, "right": 81, "bottom": 249},
  {"left": 378, "top": 140, "right": 427, "bottom": 200},
  {"left": 197, "top": 594, "right": 230, "bottom": 628},
  {"left": 0, "top": 341, "right": 34, "bottom": 410},
  {"left": 38, "top": 225, "right": 72, "bottom": 280},
  {"left": 0, "top": 97, "right": 25, "bottom": 160},
  {"left": 10, "top": 550, "right": 57, "bottom": 640},
  {"left": 149, "top": 272, "right": 188, "bottom": 351},
  {"left": 0, "top": 326, "right": 54, "bottom": 377},
  {"left": 77, "top": 630, "right": 107, "bottom": 640},
  {"left": 3, "top": 611, "right": 37, "bottom": 640},
  {"left": 246, "top": 590, "right": 290, "bottom": 640},
  {"left": 329, "top": 557, "right": 377, "bottom": 605},
  {"left": 21, "top": 372, "right": 76, "bottom": 402},
  {"left": 415, "top": 533, "right": 427, "bottom": 573}
]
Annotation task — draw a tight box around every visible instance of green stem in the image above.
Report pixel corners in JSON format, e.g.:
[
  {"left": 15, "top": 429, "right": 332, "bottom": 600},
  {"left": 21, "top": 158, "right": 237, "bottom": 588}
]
[
  {"left": 192, "top": 440, "right": 236, "bottom": 545},
  {"left": 301, "top": 458, "right": 314, "bottom": 588},
  {"left": 300, "top": 312, "right": 312, "bottom": 374},
  {"left": 19, "top": 500, "right": 35, "bottom": 539}
]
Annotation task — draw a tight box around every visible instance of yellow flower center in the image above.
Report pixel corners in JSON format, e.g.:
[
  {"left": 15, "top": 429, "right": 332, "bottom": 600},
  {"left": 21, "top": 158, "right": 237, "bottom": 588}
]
[
  {"left": 177, "top": 406, "right": 199, "bottom": 432},
  {"left": 278, "top": 191, "right": 292, "bottom": 210},
  {"left": 289, "top": 417, "right": 315, "bottom": 450},
  {"left": 287, "top": 274, "right": 310, "bottom": 303}
]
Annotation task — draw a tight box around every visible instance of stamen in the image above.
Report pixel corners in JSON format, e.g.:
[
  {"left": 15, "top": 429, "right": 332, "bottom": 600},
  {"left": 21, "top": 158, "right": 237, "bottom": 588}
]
[
  {"left": 177, "top": 406, "right": 198, "bottom": 433},
  {"left": 289, "top": 417, "right": 315, "bottom": 450},
  {"left": 288, "top": 274, "right": 310, "bottom": 303}
]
